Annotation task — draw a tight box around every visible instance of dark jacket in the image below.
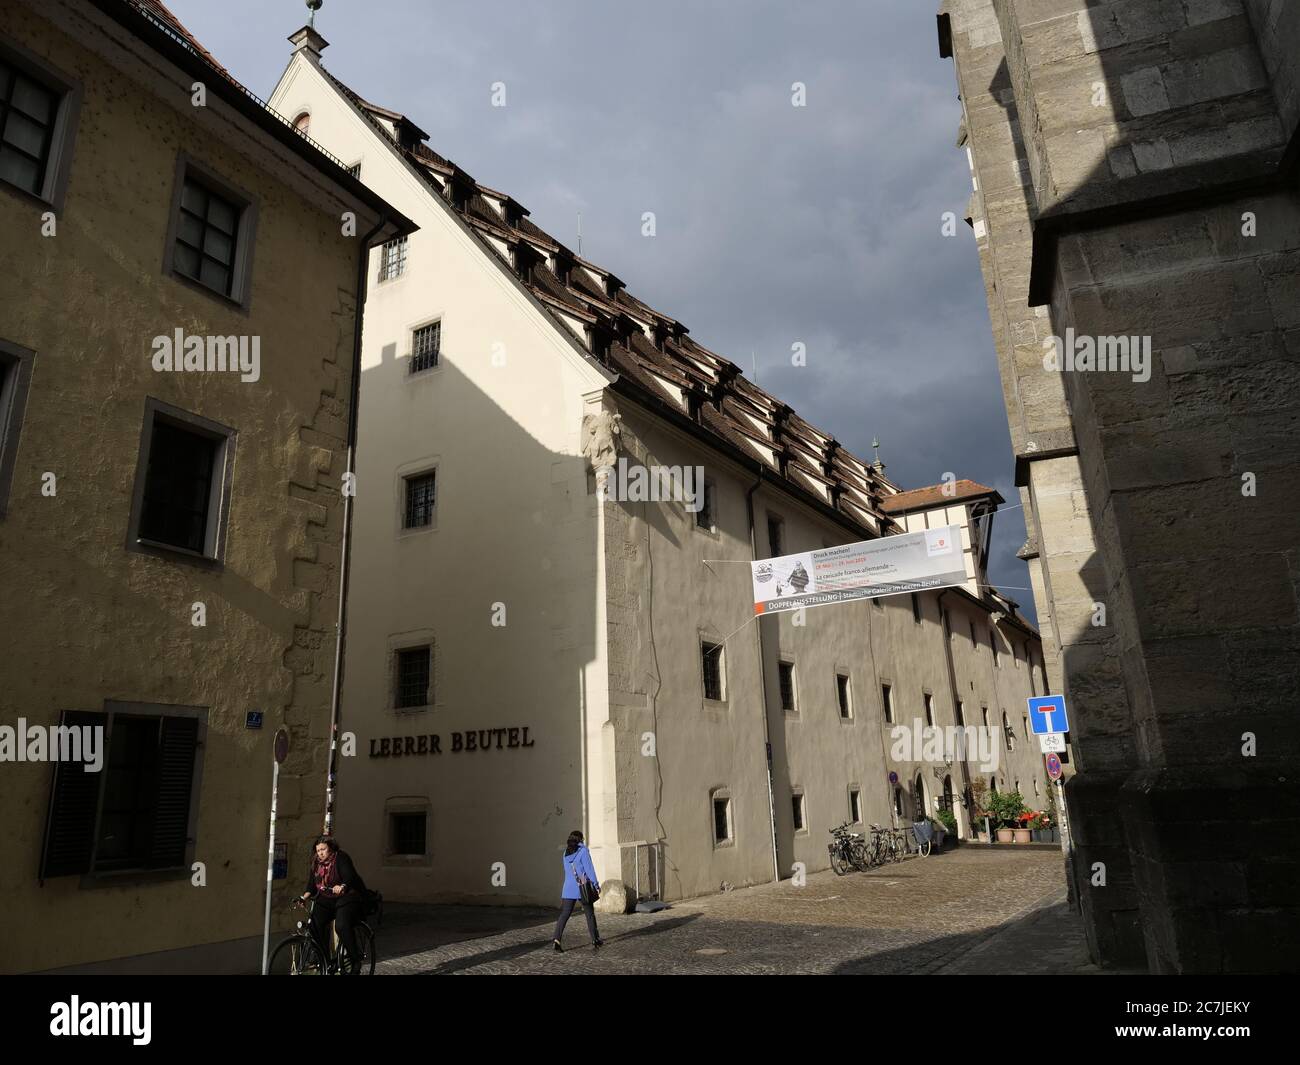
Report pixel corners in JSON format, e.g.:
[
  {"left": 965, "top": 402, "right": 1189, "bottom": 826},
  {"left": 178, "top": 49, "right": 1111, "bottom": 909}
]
[{"left": 305, "top": 849, "right": 367, "bottom": 899}]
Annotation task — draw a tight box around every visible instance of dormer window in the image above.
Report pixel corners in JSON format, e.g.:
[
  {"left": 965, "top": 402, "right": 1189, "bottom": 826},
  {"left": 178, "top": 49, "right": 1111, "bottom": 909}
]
[
  {"left": 586, "top": 323, "right": 612, "bottom": 360},
  {"left": 513, "top": 243, "right": 540, "bottom": 284},
  {"left": 448, "top": 175, "right": 472, "bottom": 211}
]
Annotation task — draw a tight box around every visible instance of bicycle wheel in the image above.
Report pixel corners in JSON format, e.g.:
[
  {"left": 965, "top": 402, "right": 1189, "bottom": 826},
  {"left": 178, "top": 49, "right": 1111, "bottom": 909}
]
[
  {"left": 267, "top": 935, "right": 327, "bottom": 975},
  {"left": 849, "top": 841, "right": 871, "bottom": 870},
  {"left": 828, "top": 844, "right": 849, "bottom": 876},
  {"left": 917, "top": 836, "right": 932, "bottom": 857},
  {"left": 339, "top": 923, "right": 376, "bottom": 975}
]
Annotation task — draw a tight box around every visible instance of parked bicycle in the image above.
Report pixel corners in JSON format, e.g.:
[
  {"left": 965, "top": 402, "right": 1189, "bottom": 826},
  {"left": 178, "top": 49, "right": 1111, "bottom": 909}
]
[
  {"left": 267, "top": 896, "right": 378, "bottom": 975},
  {"left": 828, "top": 822, "right": 872, "bottom": 874}
]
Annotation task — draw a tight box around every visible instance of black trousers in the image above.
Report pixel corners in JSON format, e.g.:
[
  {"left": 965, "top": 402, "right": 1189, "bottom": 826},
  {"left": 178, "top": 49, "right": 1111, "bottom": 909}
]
[
  {"left": 310, "top": 895, "right": 363, "bottom": 972},
  {"left": 554, "top": 897, "right": 599, "bottom": 943}
]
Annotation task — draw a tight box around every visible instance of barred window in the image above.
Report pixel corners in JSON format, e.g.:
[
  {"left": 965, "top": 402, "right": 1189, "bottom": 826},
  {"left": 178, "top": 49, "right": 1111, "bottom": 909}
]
[
  {"left": 391, "top": 812, "right": 426, "bottom": 855},
  {"left": 0, "top": 55, "right": 58, "bottom": 197},
  {"left": 395, "top": 646, "right": 430, "bottom": 709},
  {"left": 701, "top": 641, "right": 724, "bottom": 701},
  {"left": 411, "top": 321, "right": 440, "bottom": 373},
  {"left": 379, "top": 235, "right": 407, "bottom": 281},
  {"left": 403, "top": 471, "right": 436, "bottom": 529}
]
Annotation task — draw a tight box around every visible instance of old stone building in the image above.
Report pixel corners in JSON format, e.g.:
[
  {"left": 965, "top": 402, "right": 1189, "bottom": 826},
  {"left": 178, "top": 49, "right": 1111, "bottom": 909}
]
[
  {"left": 0, "top": 0, "right": 411, "bottom": 972},
  {"left": 269, "top": 25, "right": 1052, "bottom": 909},
  {"left": 938, "top": 0, "right": 1300, "bottom": 972}
]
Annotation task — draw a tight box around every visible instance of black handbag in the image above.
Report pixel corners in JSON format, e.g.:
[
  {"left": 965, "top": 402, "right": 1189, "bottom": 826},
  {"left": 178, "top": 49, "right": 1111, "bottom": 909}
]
[{"left": 570, "top": 853, "right": 600, "bottom": 905}]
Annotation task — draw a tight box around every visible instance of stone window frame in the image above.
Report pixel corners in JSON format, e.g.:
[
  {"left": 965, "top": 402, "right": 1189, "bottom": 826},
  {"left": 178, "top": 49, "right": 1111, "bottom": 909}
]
[
  {"left": 790, "top": 786, "right": 808, "bottom": 835},
  {"left": 847, "top": 784, "right": 863, "bottom": 825},
  {"left": 0, "top": 336, "right": 35, "bottom": 517},
  {"left": 880, "top": 679, "right": 894, "bottom": 724},
  {"left": 693, "top": 475, "right": 718, "bottom": 535},
  {"left": 386, "top": 630, "right": 438, "bottom": 715},
  {"left": 699, "top": 634, "right": 728, "bottom": 709},
  {"left": 0, "top": 35, "right": 81, "bottom": 212},
  {"left": 125, "top": 397, "right": 237, "bottom": 570},
  {"left": 395, "top": 455, "right": 439, "bottom": 537},
  {"left": 161, "top": 153, "right": 259, "bottom": 312},
  {"left": 777, "top": 657, "right": 798, "bottom": 716},
  {"left": 835, "top": 669, "right": 853, "bottom": 721},
  {"left": 405, "top": 312, "right": 444, "bottom": 378},
  {"left": 709, "top": 787, "right": 734, "bottom": 848},
  {"left": 382, "top": 796, "right": 433, "bottom": 868}
]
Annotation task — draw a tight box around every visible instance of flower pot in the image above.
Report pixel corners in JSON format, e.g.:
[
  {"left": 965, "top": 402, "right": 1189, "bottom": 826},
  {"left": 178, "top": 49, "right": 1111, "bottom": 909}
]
[
  {"left": 977, "top": 831, "right": 990, "bottom": 843},
  {"left": 995, "top": 828, "right": 1014, "bottom": 843},
  {"left": 1030, "top": 829, "right": 1043, "bottom": 842},
  {"left": 1013, "top": 828, "right": 1032, "bottom": 843},
  {"left": 1049, "top": 828, "right": 1059, "bottom": 843}
]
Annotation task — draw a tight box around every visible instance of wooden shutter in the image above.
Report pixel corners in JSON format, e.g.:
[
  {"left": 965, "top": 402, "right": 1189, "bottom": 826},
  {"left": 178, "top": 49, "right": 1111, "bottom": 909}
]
[
  {"left": 149, "top": 715, "right": 199, "bottom": 868},
  {"left": 38, "top": 710, "right": 104, "bottom": 880}
]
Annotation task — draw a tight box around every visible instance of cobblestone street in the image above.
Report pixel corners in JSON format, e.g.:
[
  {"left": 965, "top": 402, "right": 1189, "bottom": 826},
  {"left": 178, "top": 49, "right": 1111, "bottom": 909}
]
[{"left": 375, "top": 846, "right": 1097, "bottom": 975}]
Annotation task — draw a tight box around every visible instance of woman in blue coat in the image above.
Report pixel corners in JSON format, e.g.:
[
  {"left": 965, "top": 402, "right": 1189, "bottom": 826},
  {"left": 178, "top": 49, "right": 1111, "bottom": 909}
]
[{"left": 553, "top": 829, "right": 603, "bottom": 951}]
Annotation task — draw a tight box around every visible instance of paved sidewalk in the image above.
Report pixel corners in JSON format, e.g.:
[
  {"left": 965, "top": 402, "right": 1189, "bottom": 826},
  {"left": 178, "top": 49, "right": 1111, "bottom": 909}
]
[{"left": 372, "top": 845, "right": 1100, "bottom": 975}]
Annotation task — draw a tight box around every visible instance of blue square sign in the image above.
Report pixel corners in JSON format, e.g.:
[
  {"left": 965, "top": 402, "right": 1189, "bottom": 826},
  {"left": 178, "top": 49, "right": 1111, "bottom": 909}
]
[{"left": 1027, "top": 694, "right": 1069, "bottom": 735}]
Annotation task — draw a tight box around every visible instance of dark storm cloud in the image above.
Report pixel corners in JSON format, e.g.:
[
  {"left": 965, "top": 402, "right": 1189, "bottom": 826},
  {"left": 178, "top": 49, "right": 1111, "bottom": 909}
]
[{"left": 168, "top": 0, "right": 1033, "bottom": 616}]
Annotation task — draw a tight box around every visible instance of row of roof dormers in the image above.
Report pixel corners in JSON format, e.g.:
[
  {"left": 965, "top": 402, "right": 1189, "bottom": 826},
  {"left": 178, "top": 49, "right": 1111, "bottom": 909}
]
[{"left": 322, "top": 70, "right": 915, "bottom": 540}]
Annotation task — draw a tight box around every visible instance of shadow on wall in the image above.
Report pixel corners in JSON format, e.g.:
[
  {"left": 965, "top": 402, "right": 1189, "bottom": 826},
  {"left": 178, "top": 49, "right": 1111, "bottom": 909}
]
[{"left": 338, "top": 337, "right": 599, "bottom": 907}]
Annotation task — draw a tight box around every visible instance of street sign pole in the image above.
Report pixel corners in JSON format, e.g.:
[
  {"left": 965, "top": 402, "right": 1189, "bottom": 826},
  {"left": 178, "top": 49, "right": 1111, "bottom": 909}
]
[{"left": 261, "top": 729, "right": 290, "bottom": 976}]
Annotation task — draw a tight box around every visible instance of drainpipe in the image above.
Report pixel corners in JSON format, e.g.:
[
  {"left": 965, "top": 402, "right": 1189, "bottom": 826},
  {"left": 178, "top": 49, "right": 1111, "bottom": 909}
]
[
  {"left": 323, "top": 215, "right": 388, "bottom": 836},
  {"left": 937, "top": 589, "right": 975, "bottom": 839},
  {"left": 746, "top": 463, "right": 781, "bottom": 883}
]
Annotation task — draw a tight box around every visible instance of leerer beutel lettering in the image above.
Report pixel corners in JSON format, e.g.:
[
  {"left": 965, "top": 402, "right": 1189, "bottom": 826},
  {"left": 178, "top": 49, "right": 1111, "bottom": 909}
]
[{"left": 368, "top": 726, "right": 535, "bottom": 757}]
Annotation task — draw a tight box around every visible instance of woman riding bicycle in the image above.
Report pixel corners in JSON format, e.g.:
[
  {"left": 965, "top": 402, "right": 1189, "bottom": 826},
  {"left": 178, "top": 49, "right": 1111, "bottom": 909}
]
[{"left": 299, "top": 835, "right": 368, "bottom": 973}]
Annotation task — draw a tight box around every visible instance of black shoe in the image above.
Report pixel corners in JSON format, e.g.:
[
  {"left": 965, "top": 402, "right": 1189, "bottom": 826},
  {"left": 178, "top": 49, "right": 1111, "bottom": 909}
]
[
  {"left": 553, "top": 939, "right": 563, "bottom": 953},
  {"left": 593, "top": 938, "right": 604, "bottom": 949}
]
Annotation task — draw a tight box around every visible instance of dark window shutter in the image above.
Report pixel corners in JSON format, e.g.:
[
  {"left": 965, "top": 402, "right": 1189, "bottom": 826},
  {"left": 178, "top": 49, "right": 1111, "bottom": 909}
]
[
  {"left": 39, "top": 711, "right": 104, "bottom": 880},
  {"left": 149, "top": 716, "right": 199, "bottom": 868}
]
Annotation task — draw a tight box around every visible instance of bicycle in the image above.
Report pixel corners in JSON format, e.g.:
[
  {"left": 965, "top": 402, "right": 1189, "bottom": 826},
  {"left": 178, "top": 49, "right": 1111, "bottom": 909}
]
[
  {"left": 828, "top": 822, "right": 872, "bottom": 874},
  {"left": 267, "top": 895, "right": 377, "bottom": 975},
  {"left": 867, "top": 824, "right": 905, "bottom": 865},
  {"left": 911, "top": 819, "right": 934, "bottom": 857}
]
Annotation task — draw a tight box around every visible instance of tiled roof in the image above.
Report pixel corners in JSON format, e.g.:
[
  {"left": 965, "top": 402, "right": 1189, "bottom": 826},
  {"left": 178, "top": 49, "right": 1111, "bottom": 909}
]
[
  {"left": 878, "top": 480, "right": 1004, "bottom": 513},
  {"left": 323, "top": 68, "right": 925, "bottom": 538},
  {"left": 132, "top": 0, "right": 232, "bottom": 79}
]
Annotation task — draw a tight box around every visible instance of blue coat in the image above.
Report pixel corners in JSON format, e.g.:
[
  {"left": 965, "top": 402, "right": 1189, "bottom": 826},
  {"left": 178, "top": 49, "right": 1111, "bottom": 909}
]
[{"left": 560, "top": 844, "right": 599, "bottom": 900}]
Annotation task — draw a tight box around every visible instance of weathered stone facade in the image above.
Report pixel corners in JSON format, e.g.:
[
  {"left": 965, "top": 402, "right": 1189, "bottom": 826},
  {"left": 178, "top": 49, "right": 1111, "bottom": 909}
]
[{"left": 940, "top": 0, "right": 1300, "bottom": 972}]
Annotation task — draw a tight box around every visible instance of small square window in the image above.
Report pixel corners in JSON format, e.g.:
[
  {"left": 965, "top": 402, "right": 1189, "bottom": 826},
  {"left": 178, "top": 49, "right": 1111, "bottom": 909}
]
[
  {"left": 173, "top": 178, "right": 240, "bottom": 297},
  {"left": 849, "top": 788, "right": 862, "bottom": 824},
  {"left": 836, "top": 674, "right": 852, "bottom": 719},
  {"left": 391, "top": 812, "right": 426, "bottom": 855},
  {"left": 395, "top": 646, "right": 431, "bottom": 709},
  {"left": 791, "top": 791, "right": 806, "bottom": 832},
  {"left": 778, "top": 661, "right": 796, "bottom": 712},
  {"left": 701, "top": 641, "right": 724, "bottom": 701},
  {"left": 712, "top": 794, "right": 732, "bottom": 844},
  {"left": 379, "top": 235, "right": 407, "bottom": 281},
  {"left": 881, "top": 683, "right": 893, "bottom": 724},
  {"left": 411, "top": 321, "right": 440, "bottom": 373},
  {"left": 694, "top": 479, "right": 715, "bottom": 530},
  {"left": 403, "top": 471, "right": 436, "bottom": 529}
]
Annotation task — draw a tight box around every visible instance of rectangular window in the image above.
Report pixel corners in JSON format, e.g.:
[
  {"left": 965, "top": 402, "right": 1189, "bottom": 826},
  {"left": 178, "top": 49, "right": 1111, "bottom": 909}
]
[
  {"left": 379, "top": 235, "right": 407, "bottom": 281},
  {"left": 911, "top": 593, "right": 922, "bottom": 624},
  {"left": 695, "top": 478, "right": 715, "bottom": 530},
  {"left": 836, "top": 674, "right": 852, "bottom": 719},
  {"left": 411, "top": 320, "right": 440, "bottom": 373},
  {"left": 128, "top": 401, "right": 235, "bottom": 562},
  {"left": 395, "top": 646, "right": 431, "bottom": 709},
  {"left": 956, "top": 701, "right": 965, "bottom": 727},
  {"left": 39, "top": 705, "right": 204, "bottom": 879},
  {"left": 0, "top": 45, "right": 78, "bottom": 207},
  {"left": 766, "top": 513, "right": 783, "bottom": 557},
  {"left": 970, "top": 619, "right": 977, "bottom": 646},
  {"left": 701, "top": 641, "right": 724, "bottom": 701},
  {"left": 345, "top": 161, "right": 362, "bottom": 178},
  {"left": 924, "top": 692, "right": 935, "bottom": 728},
  {"left": 403, "top": 471, "right": 436, "bottom": 529},
  {"left": 712, "top": 794, "right": 732, "bottom": 844},
  {"left": 990, "top": 630, "right": 999, "bottom": 666},
  {"left": 881, "top": 683, "right": 893, "bottom": 724},
  {"left": 791, "top": 791, "right": 805, "bottom": 832},
  {"left": 172, "top": 177, "right": 241, "bottom": 298},
  {"left": 391, "top": 812, "right": 426, "bottom": 855},
  {"left": 778, "top": 661, "right": 796, "bottom": 712},
  {"left": 849, "top": 788, "right": 862, "bottom": 824},
  {"left": 0, "top": 337, "right": 35, "bottom": 517}
]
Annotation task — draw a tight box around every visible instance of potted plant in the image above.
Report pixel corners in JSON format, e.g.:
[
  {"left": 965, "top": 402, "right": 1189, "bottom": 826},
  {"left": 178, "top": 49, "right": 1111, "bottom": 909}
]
[
  {"left": 1014, "top": 811, "right": 1035, "bottom": 844},
  {"left": 935, "top": 808, "right": 957, "bottom": 845},
  {"left": 989, "top": 791, "right": 1027, "bottom": 843}
]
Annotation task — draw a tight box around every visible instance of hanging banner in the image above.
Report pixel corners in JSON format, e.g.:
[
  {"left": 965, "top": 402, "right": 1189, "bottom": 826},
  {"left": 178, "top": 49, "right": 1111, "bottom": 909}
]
[{"left": 751, "top": 525, "right": 966, "bottom": 615}]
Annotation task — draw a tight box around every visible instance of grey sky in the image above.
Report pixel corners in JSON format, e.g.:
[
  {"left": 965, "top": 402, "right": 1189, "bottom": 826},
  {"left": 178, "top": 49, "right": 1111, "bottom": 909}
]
[{"left": 167, "top": 0, "right": 1034, "bottom": 619}]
